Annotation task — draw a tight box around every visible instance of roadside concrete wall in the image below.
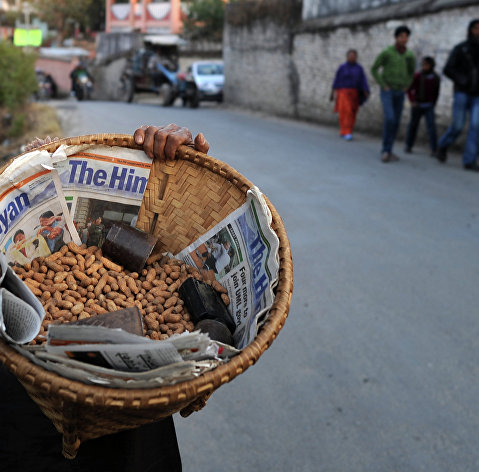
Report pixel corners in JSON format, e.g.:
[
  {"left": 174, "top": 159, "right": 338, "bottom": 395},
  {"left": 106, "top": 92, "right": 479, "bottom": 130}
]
[
  {"left": 224, "top": 0, "right": 479, "bottom": 142},
  {"left": 224, "top": 21, "right": 297, "bottom": 115},
  {"left": 224, "top": 1, "right": 301, "bottom": 116}
]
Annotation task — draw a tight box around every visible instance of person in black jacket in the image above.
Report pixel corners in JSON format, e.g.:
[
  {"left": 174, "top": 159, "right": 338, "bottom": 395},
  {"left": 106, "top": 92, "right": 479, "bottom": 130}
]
[{"left": 437, "top": 19, "right": 479, "bottom": 171}]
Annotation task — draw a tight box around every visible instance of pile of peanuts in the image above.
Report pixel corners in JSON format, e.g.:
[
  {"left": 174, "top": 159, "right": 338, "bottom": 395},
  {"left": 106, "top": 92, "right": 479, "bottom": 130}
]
[{"left": 13, "top": 242, "right": 229, "bottom": 345}]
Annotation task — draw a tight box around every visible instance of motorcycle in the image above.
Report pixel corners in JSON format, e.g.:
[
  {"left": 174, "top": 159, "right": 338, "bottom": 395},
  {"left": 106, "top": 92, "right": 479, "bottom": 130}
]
[
  {"left": 74, "top": 71, "right": 93, "bottom": 101},
  {"left": 34, "top": 70, "right": 57, "bottom": 101}
]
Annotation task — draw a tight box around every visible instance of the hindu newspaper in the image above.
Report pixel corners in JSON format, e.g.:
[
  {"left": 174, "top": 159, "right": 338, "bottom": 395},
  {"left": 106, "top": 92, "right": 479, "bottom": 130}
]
[
  {"left": 49, "top": 145, "right": 152, "bottom": 244},
  {"left": 0, "top": 150, "right": 79, "bottom": 266},
  {"left": 175, "top": 187, "right": 280, "bottom": 350},
  {"left": 0, "top": 150, "right": 77, "bottom": 344}
]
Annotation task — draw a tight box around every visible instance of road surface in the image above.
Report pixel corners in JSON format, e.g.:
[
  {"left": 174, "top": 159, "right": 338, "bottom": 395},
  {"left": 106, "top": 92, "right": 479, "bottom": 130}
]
[{"left": 52, "top": 98, "right": 479, "bottom": 472}]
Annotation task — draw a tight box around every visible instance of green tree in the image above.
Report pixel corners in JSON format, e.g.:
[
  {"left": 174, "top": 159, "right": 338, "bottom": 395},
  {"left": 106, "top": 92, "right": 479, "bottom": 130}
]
[
  {"left": 34, "top": 0, "right": 94, "bottom": 43},
  {"left": 182, "top": 0, "right": 226, "bottom": 42},
  {"left": 0, "top": 9, "right": 22, "bottom": 27},
  {"left": 0, "top": 42, "right": 37, "bottom": 110},
  {"left": 85, "top": 0, "right": 106, "bottom": 32}
]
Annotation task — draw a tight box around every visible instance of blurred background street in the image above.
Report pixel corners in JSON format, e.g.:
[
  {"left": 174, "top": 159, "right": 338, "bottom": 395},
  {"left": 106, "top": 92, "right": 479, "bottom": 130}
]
[{"left": 53, "top": 99, "right": 479, "bottom": 472}]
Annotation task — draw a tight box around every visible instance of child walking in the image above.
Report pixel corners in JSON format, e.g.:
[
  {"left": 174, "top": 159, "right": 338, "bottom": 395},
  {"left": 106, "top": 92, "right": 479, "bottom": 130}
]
[{"left": 405, "top": 56, "right": 440, "bottom": 155}]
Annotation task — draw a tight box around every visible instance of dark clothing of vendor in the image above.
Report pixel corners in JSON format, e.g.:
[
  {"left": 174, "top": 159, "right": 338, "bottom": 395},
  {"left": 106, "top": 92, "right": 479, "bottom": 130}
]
[{"left": 0, "top": 365, "right": 182, "bottom": 472}]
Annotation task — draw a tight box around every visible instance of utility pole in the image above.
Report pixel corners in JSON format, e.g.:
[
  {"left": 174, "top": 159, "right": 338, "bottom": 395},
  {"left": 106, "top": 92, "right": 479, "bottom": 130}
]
[
  {"left": 22, "top": 1, "right": 33, "bottom": 51},
  {"left": 23, "top": 1, "right": 33, "bottom": 30}
]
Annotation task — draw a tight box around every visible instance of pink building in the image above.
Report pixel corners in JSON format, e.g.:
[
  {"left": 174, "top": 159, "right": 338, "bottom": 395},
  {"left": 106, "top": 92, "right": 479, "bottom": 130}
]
[{"left": 105, "top": 0, "right": 183, "bottom": 34}]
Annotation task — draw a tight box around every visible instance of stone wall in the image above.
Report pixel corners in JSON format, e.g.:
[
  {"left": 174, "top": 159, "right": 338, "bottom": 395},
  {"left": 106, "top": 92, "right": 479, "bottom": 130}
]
[
  {"left": 303, "top": 0, "right": 413, "bottom": 20},
  {"left": 224, "top": 1, "right": 301, "bottom": 116},
  {"left": 224, "top": 21, "right": 297, "bottom": 115},
  {"left": 224, "top": 0, "right": 479, "bottom": 142}
]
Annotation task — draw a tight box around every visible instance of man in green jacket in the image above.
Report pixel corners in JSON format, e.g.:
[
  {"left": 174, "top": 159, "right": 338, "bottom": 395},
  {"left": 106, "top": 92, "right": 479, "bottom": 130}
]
[{"left": 371, "top": 25, "right": 416, "bottom": 163}]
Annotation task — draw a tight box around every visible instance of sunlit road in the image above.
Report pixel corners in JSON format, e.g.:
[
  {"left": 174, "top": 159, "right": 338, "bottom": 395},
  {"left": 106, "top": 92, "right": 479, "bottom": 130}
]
[{"left": 52, "top": 98, "right": 479, "bottom": 472}]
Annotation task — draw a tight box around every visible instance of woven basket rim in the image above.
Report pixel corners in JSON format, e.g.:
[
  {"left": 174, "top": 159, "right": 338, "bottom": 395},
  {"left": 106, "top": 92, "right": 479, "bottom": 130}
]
[{"left": 0, "top": 133, "right": 293, "bottom": 408}]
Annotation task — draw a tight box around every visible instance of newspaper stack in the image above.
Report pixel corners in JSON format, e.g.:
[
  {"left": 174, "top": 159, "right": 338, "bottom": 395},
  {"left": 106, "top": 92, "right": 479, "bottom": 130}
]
[{"left": 17, "top": 325, "right": 238, "bottom": 388}]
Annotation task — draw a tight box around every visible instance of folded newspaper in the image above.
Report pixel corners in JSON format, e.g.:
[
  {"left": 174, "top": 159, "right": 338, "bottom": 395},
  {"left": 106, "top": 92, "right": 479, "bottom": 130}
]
[
  {"left": 14, "top": 319, "right": 239, "bottom": 387},
  {"left": 46, "top": 325, "right": 236, "bottom": 369},
  {"left": 17, "top": 344, "right": 221, "bottom": 388},
  {"left": 0, "top": 253, "right": 44, "bottom": 344},
  {"left": 0, "top": 143, "right": 279, "bottom": 386}
]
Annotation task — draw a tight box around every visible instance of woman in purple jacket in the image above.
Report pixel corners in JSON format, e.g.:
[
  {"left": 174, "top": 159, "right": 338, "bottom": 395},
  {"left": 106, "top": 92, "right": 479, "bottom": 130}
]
[{"left": 330, "top": 49, "right": 370, "bottom": 141}]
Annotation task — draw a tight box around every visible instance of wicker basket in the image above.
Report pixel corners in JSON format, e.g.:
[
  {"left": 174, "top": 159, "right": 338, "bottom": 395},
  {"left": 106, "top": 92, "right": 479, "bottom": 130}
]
[{"left": 0, "top": 134, "right": 293, "bottom": 459}]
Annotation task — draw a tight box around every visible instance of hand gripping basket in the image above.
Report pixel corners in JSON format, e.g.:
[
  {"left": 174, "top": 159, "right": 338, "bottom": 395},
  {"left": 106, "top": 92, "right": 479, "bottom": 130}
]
[{"left": 0, "top": 134, "right": 293, "bottom": 459}]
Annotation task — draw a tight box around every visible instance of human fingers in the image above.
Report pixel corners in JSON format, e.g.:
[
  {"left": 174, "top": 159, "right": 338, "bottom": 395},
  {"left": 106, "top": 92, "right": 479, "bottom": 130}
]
[
  {"left": 145, "top": 125, "right": 179, "bottom": 160},
  {"left": 133, "top": 125, "right": 149, "bottom": 147},
  {"left": 163, "top": 125, "right": 194, "bottom": 161},
  {"left": 44, "top": 136, "right": 60, "bottom": 144},
  {"left": 24, "top": 137, "right": 44, "bottom": 152},
  {"left": 135, "top": 124, "right": 196, "bottom": 161},
  {"left": 194, "top": 133, "right": 209, "bottom": 154},
  {"left": 24, "top": 135, "right": 61, "bottom": 152}
]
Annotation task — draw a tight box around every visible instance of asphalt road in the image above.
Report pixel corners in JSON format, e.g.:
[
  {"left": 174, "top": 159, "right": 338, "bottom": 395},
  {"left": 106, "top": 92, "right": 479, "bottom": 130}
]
[{"left": 52, "top": 98, "right": 479, "bottom": 472}]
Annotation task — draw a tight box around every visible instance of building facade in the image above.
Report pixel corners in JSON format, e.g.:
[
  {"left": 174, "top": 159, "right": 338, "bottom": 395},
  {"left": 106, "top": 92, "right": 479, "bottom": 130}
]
[{"left": 105, "top": 0, "right": 183, "bottom": 34}]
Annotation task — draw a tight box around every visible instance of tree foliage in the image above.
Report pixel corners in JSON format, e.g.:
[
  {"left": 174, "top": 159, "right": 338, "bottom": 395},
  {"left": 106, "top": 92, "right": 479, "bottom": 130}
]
[
  {"left": 182, "top": 0, "right": 226, "bottom": 42},
  {"left": 0, "top": 42, "right": 37, "bottom": 110},
  {"left": 34, "top": 0, "right": 94, "bottom": 42},
  {"left": 85, "top": 0, "right": 106, "bottom": 32},
  {"left": 0, "top": 9, "right": 22, "bottom": 27}
]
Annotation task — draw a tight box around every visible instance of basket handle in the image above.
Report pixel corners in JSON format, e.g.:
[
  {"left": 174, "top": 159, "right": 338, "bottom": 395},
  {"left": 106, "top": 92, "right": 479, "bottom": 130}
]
[{"left": 6, "top": 133, "right": 247, "bottom": 190}]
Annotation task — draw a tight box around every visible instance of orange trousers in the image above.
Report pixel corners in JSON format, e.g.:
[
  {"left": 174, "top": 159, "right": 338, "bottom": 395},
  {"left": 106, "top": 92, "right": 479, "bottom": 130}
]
[{"left": 334, "top": 88, "right": 360, "bottom": 135}]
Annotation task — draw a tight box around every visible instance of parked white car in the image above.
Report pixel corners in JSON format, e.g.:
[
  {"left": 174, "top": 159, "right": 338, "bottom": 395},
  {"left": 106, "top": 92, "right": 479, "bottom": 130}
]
[{"left": 187, "top": 60, "right": 224, "bottom": 105}]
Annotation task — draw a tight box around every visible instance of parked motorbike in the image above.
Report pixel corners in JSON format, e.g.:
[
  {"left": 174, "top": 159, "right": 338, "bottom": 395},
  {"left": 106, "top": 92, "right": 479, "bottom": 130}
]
[{"left": 34, "top": 70, "right": 57, "bottom": 101}]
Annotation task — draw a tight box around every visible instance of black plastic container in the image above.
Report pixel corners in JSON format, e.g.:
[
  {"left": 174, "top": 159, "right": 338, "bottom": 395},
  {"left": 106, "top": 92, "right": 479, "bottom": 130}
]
[
  {"left": 102, "top": 223, "right": 157, "bottom": 273},
  {"left": 178, "top": 278, "right": 236, "bottom": 345}
]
